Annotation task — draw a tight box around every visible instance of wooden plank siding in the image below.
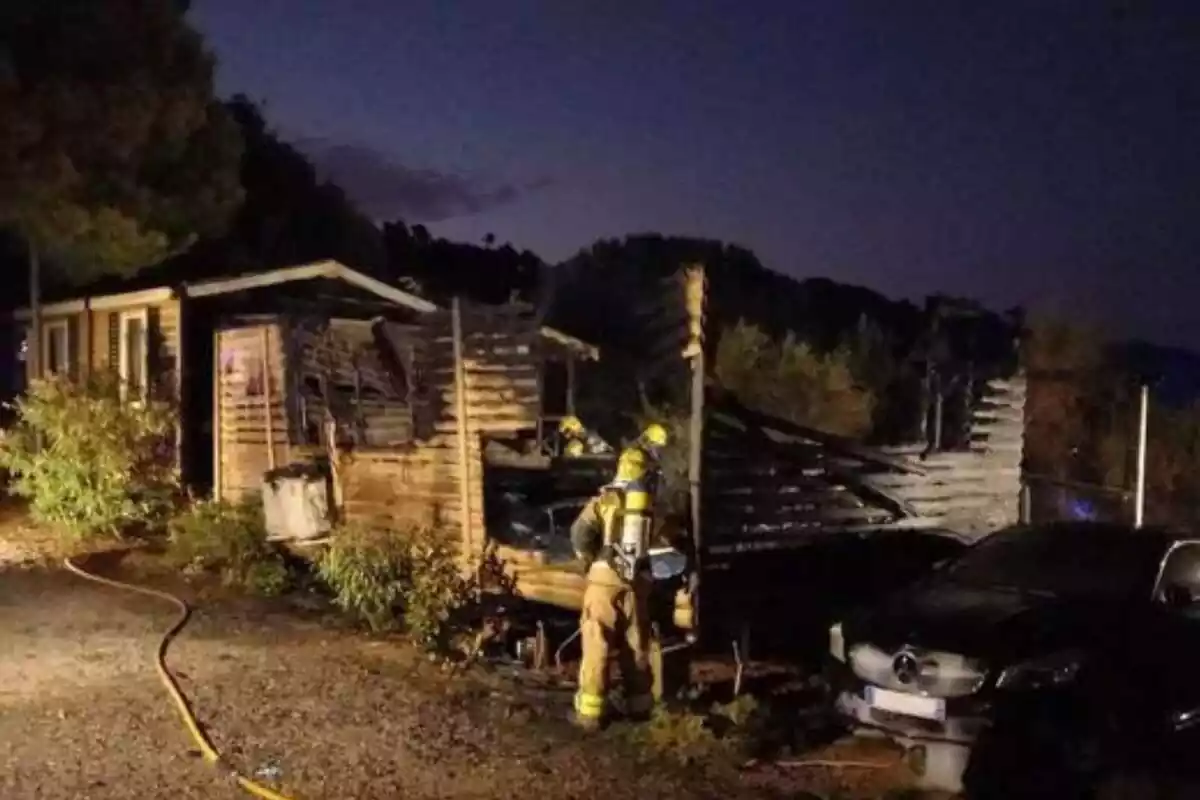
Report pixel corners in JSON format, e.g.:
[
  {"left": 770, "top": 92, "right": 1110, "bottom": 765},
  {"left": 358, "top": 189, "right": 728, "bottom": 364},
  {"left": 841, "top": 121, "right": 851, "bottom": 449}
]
[
  {"left": 214, "top": 302, "right": 558, "bottom": 565},
  {"left": 867, "top": 376, "right": 1027, "bottom": 539},
  {"left": 216, "top": 322, "right": 290, "bottom": 500}
]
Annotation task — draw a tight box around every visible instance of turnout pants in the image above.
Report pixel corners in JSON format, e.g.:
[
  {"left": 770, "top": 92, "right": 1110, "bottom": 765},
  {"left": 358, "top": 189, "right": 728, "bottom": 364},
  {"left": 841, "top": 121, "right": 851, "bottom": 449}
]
[{"left": 574, "top": 562, "right": 654, "bottom": 725}]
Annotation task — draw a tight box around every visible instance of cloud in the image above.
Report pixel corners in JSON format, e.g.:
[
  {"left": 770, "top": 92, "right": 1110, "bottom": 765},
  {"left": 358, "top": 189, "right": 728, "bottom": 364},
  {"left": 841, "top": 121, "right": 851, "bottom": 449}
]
[{"left": 297, "top": 139, "right": 550, "bottom": 223}]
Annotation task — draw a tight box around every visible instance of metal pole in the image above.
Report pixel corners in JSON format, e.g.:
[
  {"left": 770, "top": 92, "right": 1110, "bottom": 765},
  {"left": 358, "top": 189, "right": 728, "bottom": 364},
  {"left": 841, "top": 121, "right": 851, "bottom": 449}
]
[{"left": 1134, "top": 383, "right": 1149, "bottom": 528}]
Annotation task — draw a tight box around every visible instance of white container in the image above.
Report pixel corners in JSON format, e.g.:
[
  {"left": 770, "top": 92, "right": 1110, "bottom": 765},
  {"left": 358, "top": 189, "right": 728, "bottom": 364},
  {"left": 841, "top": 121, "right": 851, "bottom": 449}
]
[{"left": 262, "top": 470, "right": 332, "bottom": 541}]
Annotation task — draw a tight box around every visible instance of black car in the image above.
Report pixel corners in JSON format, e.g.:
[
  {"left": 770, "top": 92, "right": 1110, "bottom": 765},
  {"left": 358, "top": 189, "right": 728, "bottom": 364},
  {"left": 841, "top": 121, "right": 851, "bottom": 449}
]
[{"left": 828, "top": 521, "right": 1200, "bottom": 799}]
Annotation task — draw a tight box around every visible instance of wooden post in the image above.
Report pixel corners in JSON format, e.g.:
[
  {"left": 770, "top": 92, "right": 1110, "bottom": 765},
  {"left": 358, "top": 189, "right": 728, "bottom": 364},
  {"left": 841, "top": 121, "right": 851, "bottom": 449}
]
[
  {"left": 79, "top": 299, "right": 92, "bottom": 379},
  {"left": 688, "top": 348, "right": 705, "bottom": 636},
  {"left": 173, "top": 298, "right": 185, "bottom": 484},
  {"left": 261, "top": 326, "right": 277, "bottom": 472},
  {"left": 27, "top": 242, "right": 40, "bottom": 386},
  {"left": 212, "top": 329, "right": 223, "bottom": 501},
  {"left": 684, "top": 265, "right": 707, "bottom": 639},
  {"left": 451, "top": 297, "right": 475, "bottom": 561},
  {"left": 565, "top": 357, "right": 577, "bottom": 415}
]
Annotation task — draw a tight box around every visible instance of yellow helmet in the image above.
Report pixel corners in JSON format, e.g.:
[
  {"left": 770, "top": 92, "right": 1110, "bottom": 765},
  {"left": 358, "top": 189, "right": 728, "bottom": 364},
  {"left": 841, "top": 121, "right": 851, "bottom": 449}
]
[
  {"left": 614, "top": 446, "right": 648, "bottom": 483},
  {"left": 564, "top": 439, "right": 585, "bottom": 458},
  {"left": 640, "top": 422, "right": 669, "bottom": 449},
  {"left": 559, "top": 416, "right": 585, "bottom": 437}
]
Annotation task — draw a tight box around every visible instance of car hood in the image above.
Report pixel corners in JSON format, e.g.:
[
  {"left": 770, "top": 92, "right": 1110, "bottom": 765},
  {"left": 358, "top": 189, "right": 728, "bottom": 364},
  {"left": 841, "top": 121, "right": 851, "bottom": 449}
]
[{"left": 845, "top": 579, "right": 1097, "bottom": 659}]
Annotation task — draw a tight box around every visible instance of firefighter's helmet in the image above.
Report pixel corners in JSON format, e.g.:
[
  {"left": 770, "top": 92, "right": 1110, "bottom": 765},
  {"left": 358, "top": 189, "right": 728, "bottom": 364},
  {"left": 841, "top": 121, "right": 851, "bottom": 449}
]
[
  {"left": 640, "top": 423, "right": 669, "bottom": 449},
  {"left": 559, "top": 416, "right": 585, "bottom": 437},
  {"left": 564, "top": 439, "right": 585, "bottom": 458}
]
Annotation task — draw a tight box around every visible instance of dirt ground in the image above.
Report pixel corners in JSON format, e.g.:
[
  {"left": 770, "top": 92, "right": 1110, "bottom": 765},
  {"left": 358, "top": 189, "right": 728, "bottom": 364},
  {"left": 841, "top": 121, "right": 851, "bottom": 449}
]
[{"left": 0, "top": 537, "right": 934, "bottom": 800}]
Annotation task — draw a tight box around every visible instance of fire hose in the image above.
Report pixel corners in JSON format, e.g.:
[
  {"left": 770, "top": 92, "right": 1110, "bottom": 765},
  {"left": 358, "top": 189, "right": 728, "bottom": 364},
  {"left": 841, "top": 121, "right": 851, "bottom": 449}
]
[{"left": 63, "top": 556, "right": 298, "bottom": 800}]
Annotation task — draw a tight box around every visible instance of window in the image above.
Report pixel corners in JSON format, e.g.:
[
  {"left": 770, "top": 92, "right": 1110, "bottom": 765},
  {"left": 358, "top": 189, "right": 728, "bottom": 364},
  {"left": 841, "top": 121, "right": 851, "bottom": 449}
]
[
  {"left": 118, "top": 309, "right": 149, "bottom": 400},
  {"left": 42, "top": 319, "right": 70, "bottom": 377},
  {"left": 940, "top": 524, "right": 1164, "bottom": 599},
  {"left": 1155, "top": 542, "right": 1200, "bottom": 618},
  {"left": 541, "top": 359, "right": 570, "bottom": 417}
]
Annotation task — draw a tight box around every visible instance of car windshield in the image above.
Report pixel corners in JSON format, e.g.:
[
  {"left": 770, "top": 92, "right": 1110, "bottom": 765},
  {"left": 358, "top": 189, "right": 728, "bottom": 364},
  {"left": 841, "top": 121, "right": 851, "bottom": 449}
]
[{"left": 939, "top": 525, "right": 1164, "bottom": 597}]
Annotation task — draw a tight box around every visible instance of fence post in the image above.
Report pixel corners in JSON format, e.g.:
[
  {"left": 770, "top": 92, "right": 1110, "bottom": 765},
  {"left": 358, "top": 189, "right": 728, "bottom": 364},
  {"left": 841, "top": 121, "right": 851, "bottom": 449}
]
[{"left": 1134, "top": 383, "right": 1149, "bottom": 528}]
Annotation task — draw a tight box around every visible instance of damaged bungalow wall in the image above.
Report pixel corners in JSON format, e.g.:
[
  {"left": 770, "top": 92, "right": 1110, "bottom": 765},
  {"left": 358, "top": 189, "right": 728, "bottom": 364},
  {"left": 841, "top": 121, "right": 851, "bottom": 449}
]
[
  {"left": 215, "top": 320, "right": 290, "bottom": 499},
  {"left": 216, "top": 301, "right": 562, "bottom": 564},
  {"left": 617, "top": 263, "right": 1029, "bottom": 644},
  {"left": 700, "top": 376, "right": 1027, "bottom": 556},
  {"left": 867, "top": 377, "right": 1026, "bottom": 538},
  {"left": 338, "top": 302, "right": 553, "bottom": 562}
]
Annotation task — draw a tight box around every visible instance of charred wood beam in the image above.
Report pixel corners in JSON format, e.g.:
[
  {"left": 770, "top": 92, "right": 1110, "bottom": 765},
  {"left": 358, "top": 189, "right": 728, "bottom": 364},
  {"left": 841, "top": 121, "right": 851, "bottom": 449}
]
[{"left": 706, "top": 393, "right": 927, "bottom": 475}]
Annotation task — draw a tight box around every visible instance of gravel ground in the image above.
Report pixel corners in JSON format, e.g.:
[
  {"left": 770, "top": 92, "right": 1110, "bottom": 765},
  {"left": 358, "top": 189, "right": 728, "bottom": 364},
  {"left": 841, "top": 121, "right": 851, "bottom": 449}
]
[
  {"left": 0, "top": 534, "right": 942, "bottom": 800},
  {"left": 1, "top": 557, "right": 780, "bottom": 800}
]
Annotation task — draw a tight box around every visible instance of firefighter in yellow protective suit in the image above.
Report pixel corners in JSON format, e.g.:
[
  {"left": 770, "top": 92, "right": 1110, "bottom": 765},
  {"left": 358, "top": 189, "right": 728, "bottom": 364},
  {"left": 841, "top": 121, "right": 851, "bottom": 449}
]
[
  {"left": 569, "top": 423, "right": 670, "bottom": 730},
  {"left": 558, "top": 415, "right": 613, "bottom": 458}
]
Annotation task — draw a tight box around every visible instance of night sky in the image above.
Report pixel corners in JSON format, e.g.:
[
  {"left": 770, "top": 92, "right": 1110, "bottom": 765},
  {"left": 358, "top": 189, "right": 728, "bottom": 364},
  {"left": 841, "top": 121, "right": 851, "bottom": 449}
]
[{"left": 193, "top": 0, "right": 1200, "bottom": 348}]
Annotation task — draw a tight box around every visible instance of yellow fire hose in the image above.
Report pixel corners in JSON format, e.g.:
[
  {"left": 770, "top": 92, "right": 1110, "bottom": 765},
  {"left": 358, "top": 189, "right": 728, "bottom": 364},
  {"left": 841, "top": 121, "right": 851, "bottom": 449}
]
[{"left": 63, "top": 557, "right": 299, "bottom": 800}]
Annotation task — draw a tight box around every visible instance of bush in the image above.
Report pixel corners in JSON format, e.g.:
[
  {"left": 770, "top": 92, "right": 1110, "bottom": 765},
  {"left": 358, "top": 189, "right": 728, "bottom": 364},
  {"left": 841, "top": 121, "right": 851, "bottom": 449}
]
[
  {"left": 317, "top": 523, "right": 409, "bottom": 632},
  {"left": 403, "top": 525, "right": 477, "bottom": 651},
  {"left": 318, "top": 522, "right": 477, "bottom": 651},
  {"left": 168, "top": 498, "right": 290, "bottom": 596},
  {"left": 0, "top": 372, "right": 178, "bottom": 538},
  {"left": 634, "top": 695, "right": 772, "bottom": 766}
]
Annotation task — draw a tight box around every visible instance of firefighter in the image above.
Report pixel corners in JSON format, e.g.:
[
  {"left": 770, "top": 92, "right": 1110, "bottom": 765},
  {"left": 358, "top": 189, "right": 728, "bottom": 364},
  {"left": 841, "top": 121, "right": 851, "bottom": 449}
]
[
  {"left": 569, "top": 424, "right": 669, "bottom": 730},
  {"left": 558, "top": 415, "right": 615, "bottom": 457}
]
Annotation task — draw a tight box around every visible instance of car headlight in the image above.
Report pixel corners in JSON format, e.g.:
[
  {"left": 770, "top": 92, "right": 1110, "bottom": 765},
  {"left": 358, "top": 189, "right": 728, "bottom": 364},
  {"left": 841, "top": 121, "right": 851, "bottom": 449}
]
[
  {"left": 1170, "top": 706, "right": 1200, "bottom": 733},
  {"left": 995, "top": 650, "right": 1083, "bottom": 691},
  {"left": 829, "top": 621, "right": 846, "bottom": 663}
]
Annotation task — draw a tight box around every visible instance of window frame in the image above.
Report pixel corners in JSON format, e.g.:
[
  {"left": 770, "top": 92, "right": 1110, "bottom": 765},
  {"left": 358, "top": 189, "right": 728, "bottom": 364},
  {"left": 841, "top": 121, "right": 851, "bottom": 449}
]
[
  {"left": 41, "top": 318, "right": 71, "bottom": 377},
  {"left": 117, "top": 308, "right": 150, "bottom": 402}
]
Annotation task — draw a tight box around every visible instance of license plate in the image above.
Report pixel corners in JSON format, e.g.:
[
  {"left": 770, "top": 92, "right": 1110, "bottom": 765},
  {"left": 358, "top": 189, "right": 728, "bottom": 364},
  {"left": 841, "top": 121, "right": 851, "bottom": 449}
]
[{"left": 865, "top": 686, "right": 946, "bottom": 721}]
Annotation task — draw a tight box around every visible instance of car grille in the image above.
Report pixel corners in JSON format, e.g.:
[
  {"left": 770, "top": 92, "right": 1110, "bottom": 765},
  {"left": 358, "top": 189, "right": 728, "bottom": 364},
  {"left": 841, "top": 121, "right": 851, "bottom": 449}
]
[{"left": 849, "top": 643, "right": 987, "bottom": 698}]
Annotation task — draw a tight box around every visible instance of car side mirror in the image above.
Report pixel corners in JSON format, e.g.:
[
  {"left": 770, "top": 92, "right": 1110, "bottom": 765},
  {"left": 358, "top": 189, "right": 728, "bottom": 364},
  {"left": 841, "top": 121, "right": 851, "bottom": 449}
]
[{"left": 1163, "top": 583, "right": 1195, "bottom": 610}]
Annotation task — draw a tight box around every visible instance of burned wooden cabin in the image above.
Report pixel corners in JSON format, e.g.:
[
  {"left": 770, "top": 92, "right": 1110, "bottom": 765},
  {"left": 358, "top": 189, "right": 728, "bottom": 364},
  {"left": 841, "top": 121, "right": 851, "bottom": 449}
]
[
  {"left": 9, "top": 260, "right": 597, "bottom": 524},
  {"left": 215, "top": 297, "right": 598, "bottom": 560}
]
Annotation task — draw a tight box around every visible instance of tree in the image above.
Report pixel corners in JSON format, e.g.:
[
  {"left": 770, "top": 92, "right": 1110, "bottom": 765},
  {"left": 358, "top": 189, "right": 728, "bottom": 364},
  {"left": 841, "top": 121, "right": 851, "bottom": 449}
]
[
  {"left": 714, "top": 320, "right": 875, "bottom": 438},
  {"left": 180, "top": 96, "right": 385, "bottom": 276},
  {"left": 0, "top": 0, "right": 243, "bottom": 375},
  {"left": 1021, "top": 314, "right": 1108, "bottom": 480},
  {"left": 380, "top": 221, "right": 543, "bottom": 305}
]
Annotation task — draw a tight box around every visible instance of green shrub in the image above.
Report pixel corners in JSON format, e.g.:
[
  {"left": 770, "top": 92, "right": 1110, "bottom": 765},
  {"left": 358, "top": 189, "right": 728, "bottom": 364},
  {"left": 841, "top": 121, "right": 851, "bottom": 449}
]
[
  {"left": 317, "top": 523, "right": 409, "bottom": 633},
  {"left": 318, "top": 522, "right": 477, "bottom": 651},
  {"left": 402, "top": 525, "right": 477, "bottom": 651},
  {"left": 0, "top": 372, "right": 178, "bottom": 538},
  {"left": 168, "top": 498, "right": 290, "bottom": 596}
]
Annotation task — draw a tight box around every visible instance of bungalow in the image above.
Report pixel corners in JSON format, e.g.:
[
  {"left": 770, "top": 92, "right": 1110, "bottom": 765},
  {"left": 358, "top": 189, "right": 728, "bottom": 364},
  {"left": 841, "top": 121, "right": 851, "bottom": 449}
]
[{"left": 10, "top": 259, "right": 597, "bottom": 498}]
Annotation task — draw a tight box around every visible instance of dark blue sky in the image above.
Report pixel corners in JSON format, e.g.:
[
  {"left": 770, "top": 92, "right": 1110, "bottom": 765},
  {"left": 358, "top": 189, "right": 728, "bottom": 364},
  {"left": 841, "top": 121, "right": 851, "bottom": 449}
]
[{"left": 192, "top": 0, "right": 1200, "bottom": 348}]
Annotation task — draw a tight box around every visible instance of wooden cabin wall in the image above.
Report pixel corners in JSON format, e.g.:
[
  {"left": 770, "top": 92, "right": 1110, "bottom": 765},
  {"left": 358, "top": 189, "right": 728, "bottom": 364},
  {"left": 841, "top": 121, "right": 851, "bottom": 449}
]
[
  {"left": 334, "top": 302, "right": 551, "bottom": 560},
  {"left": 290, "top": 318, "right": 415, "bottom": 448},
  {"left": 404, "top": 302, "right": 545, "bottom": 436},
  {"left": 867, "top": 376, "right": 1026, "bottom": 539},
  {"left": 215, "top": 322, "right": 289, "bottom": 501},
  {"left": 332, "top": 438, "right": 487, "bottom": 562}
]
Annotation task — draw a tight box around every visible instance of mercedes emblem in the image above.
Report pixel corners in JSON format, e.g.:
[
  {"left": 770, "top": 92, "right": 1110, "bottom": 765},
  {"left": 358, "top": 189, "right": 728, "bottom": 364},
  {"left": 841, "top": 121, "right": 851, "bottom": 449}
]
[{"left": 893, "top": 651, "right": 919, "bottom": 684}]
